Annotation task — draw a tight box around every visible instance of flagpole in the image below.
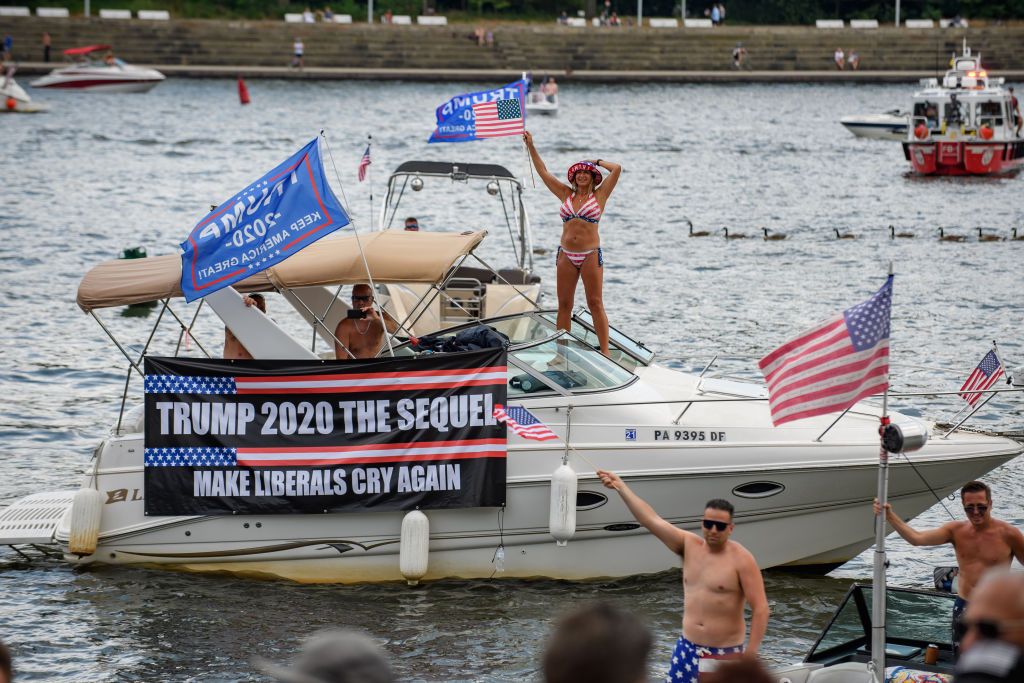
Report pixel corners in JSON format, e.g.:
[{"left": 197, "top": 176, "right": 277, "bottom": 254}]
[
  {"left": 367, "top": 134, "right": 374, "bottom": 228},
  {"left": 871, "top": 263, "right": 894, "bottom": 683},
  {"left": 319, "top": 131, "right": 394, "bottom": 357}
]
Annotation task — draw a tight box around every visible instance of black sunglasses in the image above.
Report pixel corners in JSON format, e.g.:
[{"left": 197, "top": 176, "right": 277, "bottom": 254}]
[
  {"left": 702, "top": 519, "right": 729, "bottom": 532},
  {"left": 955, "top": 619, "right": 1003, "bottom": 641},
  {"left": 964, "top": 504, "right": 989, "bottom": 514},
  {"left": 351, "top": 295, "right": 372, "bottom": 302}
]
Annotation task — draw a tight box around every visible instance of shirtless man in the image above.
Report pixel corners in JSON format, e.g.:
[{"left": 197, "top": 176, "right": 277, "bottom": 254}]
[
  {"left": 333, "top": 284, "right": 399, "bottom": 360},
  {"left": 597, "top": 470, "right": 768, "bottom": 682},
  {"left": 223, "top": 294, "right": 265, "bottom": 360},
  {"left": 875, "top": 481, "right": 1024, "bottom": 657}
]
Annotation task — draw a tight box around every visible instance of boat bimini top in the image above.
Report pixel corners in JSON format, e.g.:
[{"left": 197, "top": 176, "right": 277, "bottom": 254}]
[{"left": 76, "top": 230, "right": 487, "bottom": 311}]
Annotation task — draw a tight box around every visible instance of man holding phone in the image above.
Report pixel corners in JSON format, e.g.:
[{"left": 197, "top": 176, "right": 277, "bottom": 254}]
[
  {"left": 597, "top": 469, "right": 768, "bottom": 681},
  {"left": 333, "top": 284, "right": 399, "bottom": 360}
]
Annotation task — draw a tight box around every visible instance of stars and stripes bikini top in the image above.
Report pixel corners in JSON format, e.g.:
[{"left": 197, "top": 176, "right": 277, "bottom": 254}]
[{"left": 559, "top": 193, "right": 602, "bottom": 224}]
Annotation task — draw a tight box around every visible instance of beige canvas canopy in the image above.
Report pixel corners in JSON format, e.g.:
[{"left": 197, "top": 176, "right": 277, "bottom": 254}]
[{"left": 77, "top": 230, "right": 487, "bottom": 312}]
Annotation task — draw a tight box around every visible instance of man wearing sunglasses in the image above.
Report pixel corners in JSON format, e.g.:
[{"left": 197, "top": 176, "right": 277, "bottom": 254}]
[
  {"left": 953, "top": 569, "right": 1024, "bottom": 682},
  {"left": 597, "top": 469, "right": 768, "bottom": 681},
  {"left": 874, "top": 481, "right": 1024, "bottom": 658},
  {"left": 332, "top": 284, "right": 399, "bottom": 360}
]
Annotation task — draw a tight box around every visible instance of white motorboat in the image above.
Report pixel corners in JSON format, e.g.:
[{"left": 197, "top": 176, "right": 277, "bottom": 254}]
[
  {"left": 0, "top": 224, "right": 1018, "bottom": 584},
  {"left": 840, "top": 110, "right": 908, "bottom": 140},
  {"left": 773, "top": 584, "right": 958, "bottom": 683},
  {"left": 30, "top": 44, "right": 165, "bottom": 93},
  {"left": 1, "top": 68, "right": 47, "bottom": 113},
  {"left": 525, "top": 90, "right": 558, "bottom": 116}
]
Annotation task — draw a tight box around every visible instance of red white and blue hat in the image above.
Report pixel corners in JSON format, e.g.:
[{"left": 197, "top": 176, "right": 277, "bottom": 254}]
[{"left": 567, "top": 161, "right": 602, "bottom": 186}]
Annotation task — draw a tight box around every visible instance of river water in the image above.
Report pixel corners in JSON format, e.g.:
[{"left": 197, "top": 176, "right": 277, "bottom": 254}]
[{"left": 1, "top": 78, "right": 1022, "bottom": 681}]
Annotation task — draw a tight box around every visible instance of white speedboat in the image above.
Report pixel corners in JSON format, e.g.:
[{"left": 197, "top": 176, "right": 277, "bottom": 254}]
[
  {"left": 0, "top": 225, "right": 1018, "bottom": 584},
  {"left": 1, "top": 69, "right": 47, "bottom": 113},
  {"left": 773, "top": 583, "right": 958, "bottom": 683},
  {"left": 840, "top": 110, "right": 908, "bottom": 140},
  {"left": 525, "top": 91, "right": 558, "bottom": 116},
  {"left": 30, "top": 44, "right": 165, "bottom": 93}
]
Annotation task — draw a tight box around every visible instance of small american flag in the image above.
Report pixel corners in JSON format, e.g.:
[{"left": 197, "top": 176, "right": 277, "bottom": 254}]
[
  {"left": 357, "top": 145, "right": 371, "bottom": 182},
  {"left": 759, "top": 276, "right": 892, "bottom": 426},
  {"left": 959, "top": 349, "right": 1004, "bottom": 406},
  {"left": 493, "top": 404, "right": 558, "bottom": 441},
  {"left": 472, "top": 98, "right": 525, "bottom": 138}
]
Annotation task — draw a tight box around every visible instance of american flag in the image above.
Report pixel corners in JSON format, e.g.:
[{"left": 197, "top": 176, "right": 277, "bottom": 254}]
[
  {"left": 959, "top": 349, "right": 1004, "bottom": 406},
  {"left": 492, "top": 405, "right": 558, "bottom": 441},
  {"left": 758, "top": 276, "right": 893, "bottom": 426},
  {"left": 357, "top": 145, "right": 371, "bottom": 182},
  {"left": 472, "top": 98, "right": 525, "bottom": 138}
]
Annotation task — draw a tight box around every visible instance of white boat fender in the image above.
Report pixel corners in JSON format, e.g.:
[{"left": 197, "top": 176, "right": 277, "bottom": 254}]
[
  {"left": 399, "top": 510, "right": 429, "bottom": 585},
  {"left": 68, "top": 487, "right": 104, "bottom": 556},
  {"left": 549, "top": 463, "right": 577, "bottom": 547}
]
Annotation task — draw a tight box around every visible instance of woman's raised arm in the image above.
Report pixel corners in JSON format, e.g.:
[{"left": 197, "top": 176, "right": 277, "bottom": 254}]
[
  {"left": 523, "top": 131, "right": 571, "bottom": 200},
  {"left": 594, "top": 158, "right": 622, "bottom": 200}
]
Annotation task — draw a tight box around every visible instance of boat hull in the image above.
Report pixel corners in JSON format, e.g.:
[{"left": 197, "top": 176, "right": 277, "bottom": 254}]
[
  {"left": 45, "top": 426, "right": 1019, "bottom": 583},
  {"left": 904, "top": 140, "right": 1024, "bottom": 175},
  {"left": 840, "top": 116, "right": 907, "bottom": 141}
]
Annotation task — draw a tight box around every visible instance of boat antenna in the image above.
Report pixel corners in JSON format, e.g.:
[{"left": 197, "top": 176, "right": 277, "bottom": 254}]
[
  {"left": 319, "top": 129, "right": 395, "bottom": 357},
  {"left": 870, "top": 260, "right": 894, "bottom": 683}
]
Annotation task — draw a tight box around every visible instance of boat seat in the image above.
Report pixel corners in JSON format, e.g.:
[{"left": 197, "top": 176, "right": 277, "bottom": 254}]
[
  {"left": 497, "top": 268, "right": 541, "bottom": 285},
  {"left": 449, "top": 266, "right": 495, "bottom": 284},
  {"left": 806, "top": 662, "right": 873, "bottom": 683}
]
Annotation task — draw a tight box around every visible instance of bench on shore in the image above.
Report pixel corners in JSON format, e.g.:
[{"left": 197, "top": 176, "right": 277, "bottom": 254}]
[
  {"left": 649, "top": 18, "right": 679, "bottom": 28},
  {"left": 939, "top": 18, "right": 969, "bottom": 28},
  {"left": 37, "top": 7, "right": 70, "bottom": 17},
  {"left": 100, "top": 9, "right": 132, "bottom": 19},
  {"left": 683, "top": 18, "right": 712, "bottom": 27},
  {"left": 390, "top": 15, "right": 412, "bottom": 25},
  {"left": 565, "top": 17, "right": 586, "bottom": 27},
  {"left": 417, "top": 16, "right": 447, "bottom": 25},
  {"left": 0, "top": 6, "right": 30, "bottom": 16},
  {"left": 332, "top": 14, "right": 353, "bottom": 23},
  {"left": 138, "top": 10, "right": 170, "bottom": 20},
  {"left": 905, "top": 19, "right": 935, "bottom": 28},
  {"left": 850, "top": 19, "right": 878, "bottom": 29},
  {"left": 815, "top": 19, "right": 845, "bottom": 28}
]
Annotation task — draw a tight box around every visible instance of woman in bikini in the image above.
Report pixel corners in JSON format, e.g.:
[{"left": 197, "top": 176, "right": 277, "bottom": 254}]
[{"left": 523, "top": 131, "right": 621, "bottom": 356}]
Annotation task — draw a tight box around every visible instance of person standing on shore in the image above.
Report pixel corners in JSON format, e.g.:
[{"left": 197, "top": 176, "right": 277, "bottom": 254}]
[
  {"left": 291, "top": 37, "right": 304, "bottom": 69},
  {"left": 42, "top": 32, "right": 51, "bottom": 63},
  {"left": 597, "top": 469, "right": 769, "bottom": 681},
  {"left": 874, "top": 481, "right": 1024, "bottom": 658},
  {"left": 833, "top": 47, "right": 845, "bottom": 70}
]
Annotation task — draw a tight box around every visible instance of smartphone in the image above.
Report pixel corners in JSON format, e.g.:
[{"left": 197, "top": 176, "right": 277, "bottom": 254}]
[{"left": 346, "top": 308, "right": 367, "bottom": 319}]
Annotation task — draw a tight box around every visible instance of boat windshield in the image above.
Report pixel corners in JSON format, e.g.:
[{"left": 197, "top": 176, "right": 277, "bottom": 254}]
[
  {"left": 808, "top": 585, "right": 955, "bottom": 663},
  {"left": 508, "top": 333, "right": 635, "bottom": 397},
  {"left": 540, "top": 310, "right": 654, "bottom": 369}
]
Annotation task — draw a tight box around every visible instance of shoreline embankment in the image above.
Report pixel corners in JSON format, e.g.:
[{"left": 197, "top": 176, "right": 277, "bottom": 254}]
[{"left": 3, "top": 17, "right": 1024, "bottom": 83}]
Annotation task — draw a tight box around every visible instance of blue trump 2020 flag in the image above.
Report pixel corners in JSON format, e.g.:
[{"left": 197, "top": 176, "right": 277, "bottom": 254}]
[
  {"left": 180, "top": 138, "right": 349, "bottom": 302},
  {"left": 428, "top": 78, "right": 528, "bottom": 143}
]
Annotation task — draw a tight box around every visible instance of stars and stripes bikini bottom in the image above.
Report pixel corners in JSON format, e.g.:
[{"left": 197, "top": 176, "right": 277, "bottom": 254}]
[
  {"left": 665, "top": 636, "right": 744, "bottom": 683},
  {"left": 556, "top": 246, "right": 604, "bottom": 270}
]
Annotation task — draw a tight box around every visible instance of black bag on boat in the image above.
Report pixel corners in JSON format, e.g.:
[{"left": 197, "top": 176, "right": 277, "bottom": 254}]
[{"left": 415, "top": 325, "right": 510, "bottom": 353}]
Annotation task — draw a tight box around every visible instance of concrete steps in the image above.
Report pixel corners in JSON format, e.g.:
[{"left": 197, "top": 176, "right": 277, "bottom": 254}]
[{"left": 4, "top": 17, "right": 1023, "bottom": 73}]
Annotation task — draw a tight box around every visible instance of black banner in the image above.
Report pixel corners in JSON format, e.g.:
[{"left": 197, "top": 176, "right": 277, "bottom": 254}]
[{"left": 143, "top": 349, "right": 508, "bottom": 516}]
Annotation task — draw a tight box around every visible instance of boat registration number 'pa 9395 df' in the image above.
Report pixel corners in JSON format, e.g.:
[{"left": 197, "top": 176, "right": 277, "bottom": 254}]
[{"left": 653, "top": 430, "right": 726, "bottom": 442}]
